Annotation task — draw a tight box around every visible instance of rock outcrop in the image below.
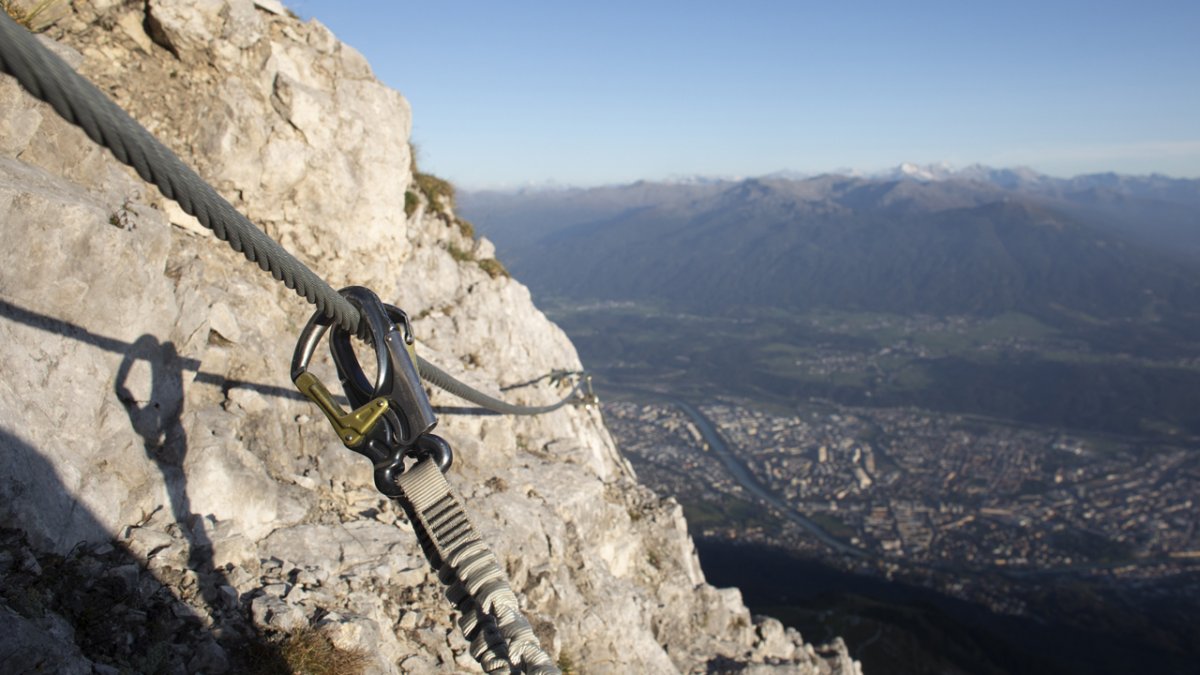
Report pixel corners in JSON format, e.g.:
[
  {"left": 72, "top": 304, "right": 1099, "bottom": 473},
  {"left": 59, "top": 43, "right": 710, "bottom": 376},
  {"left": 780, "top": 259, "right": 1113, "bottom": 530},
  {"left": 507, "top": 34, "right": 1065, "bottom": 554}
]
[{"left": 0, "top": 1, "right": 860, "bottom": 673}]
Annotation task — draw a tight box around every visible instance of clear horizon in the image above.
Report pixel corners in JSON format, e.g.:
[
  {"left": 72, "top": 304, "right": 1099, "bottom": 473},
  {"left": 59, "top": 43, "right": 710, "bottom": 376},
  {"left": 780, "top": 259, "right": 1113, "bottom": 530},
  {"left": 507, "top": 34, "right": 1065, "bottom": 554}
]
[
  {"left": 451, "top": 162, "right": 1198, "bottom": 194},
  {"left": 290, "top": 1, "right": 1199, "bottom": 190}
]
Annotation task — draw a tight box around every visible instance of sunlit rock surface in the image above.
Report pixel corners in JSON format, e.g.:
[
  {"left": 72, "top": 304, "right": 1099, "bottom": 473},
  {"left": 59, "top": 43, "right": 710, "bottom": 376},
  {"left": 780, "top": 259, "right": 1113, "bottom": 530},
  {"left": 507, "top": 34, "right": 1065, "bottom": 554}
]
[{"left": 0, "top": 1, "right": 859, "bottom": 672}]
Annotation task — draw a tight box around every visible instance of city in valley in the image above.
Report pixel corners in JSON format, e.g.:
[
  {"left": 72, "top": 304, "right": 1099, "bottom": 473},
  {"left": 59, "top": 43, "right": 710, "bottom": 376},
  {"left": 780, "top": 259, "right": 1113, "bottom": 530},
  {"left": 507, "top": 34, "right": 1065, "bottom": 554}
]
[{"left": 605, "top": 398, "right": 1200, "bottom": 614}]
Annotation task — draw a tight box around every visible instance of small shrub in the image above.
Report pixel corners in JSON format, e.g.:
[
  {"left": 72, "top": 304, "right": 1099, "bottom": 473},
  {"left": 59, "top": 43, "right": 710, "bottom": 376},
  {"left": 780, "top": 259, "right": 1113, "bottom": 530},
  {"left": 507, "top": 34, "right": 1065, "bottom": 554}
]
[
  {"left": 404, "top": 190, "right": 419, "bottom": 218},
  {"left": 477, "top": 258, "right": 509, "bottom": 279}
]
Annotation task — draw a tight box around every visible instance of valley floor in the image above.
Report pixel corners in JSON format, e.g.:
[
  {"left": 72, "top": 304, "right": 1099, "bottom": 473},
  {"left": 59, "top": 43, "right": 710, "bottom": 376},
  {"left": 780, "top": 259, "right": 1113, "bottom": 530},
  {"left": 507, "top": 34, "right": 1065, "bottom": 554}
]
[{"left": 604, "top": 397, "right": 1200, "bottom": 675}]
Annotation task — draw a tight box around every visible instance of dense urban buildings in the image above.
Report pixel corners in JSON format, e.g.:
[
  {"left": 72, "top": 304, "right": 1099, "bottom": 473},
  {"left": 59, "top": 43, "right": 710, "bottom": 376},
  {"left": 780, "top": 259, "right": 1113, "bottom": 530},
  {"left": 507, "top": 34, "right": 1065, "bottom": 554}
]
[{"left": 606, "top": 399, "right": 1200, "bottom": 612}]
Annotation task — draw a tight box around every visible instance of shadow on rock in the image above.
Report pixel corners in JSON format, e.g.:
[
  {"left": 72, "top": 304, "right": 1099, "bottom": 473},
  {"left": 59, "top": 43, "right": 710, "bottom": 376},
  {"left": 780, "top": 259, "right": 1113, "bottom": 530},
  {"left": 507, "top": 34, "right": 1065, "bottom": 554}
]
[{"left": 0, "top": 426, "right": 273, "bottom": 673}]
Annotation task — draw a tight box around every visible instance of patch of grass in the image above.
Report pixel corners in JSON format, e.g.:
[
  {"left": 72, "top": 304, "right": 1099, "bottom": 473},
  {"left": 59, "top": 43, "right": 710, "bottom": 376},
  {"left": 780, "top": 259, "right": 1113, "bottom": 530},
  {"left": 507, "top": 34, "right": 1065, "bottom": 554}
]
[
  {"left": 407, "top": 142, "right": 457, "bottom": 218},
  {"left": 680, "top": 495, "right": 776, "bottom": 533},
  {"left": 455, "top": 217, "right": 475, "bottom": 240},
  {"left": 557, "top": 651, "right": 577, "bottom": 674},
  {"left": 404, "top": 190, "right": 419, "bottom": 218},
  {"left": 1, "top": 0, "right": 64, "bottom": 32},
  {"left": 477, "top": 258, "right": 509, "bottom": 279},
  {"left": 447, "top": 242, "right": 473, "bottom": 262},
  {"left": 809, "top": 512, "right": 856, "bottom": 540},
  {"left": 414, "top": 172, "right": 455, "bottom": 215},
  {"left": 245, "top": 626, "right": 370, "bottom": 675}
]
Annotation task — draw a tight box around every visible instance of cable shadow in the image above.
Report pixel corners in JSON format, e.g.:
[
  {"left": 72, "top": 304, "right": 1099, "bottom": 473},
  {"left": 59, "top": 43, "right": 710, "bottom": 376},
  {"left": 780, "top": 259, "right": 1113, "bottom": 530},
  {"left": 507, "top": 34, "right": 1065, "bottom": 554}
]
[
  {"left": 0, "top": 296, "right": 306, "bottom": 404},
  {"left": 112, "top": 334, "right": 294, "bottom": 670},
  {"left": 114, "top": 336, "right": 210, "bottom": 571},
  {"left": 0, "top": 294, "right": 300, "bottom": 669},
  {"left": 0, "top": 297, "right": 562, "bottom": 418}
]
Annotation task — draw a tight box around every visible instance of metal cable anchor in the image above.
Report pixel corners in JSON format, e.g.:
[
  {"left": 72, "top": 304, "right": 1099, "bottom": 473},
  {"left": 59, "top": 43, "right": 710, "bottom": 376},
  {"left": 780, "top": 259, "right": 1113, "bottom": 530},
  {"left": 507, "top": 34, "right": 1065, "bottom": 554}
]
[{"left": 292, "top": 287, "right": 451, "bottom": 494}]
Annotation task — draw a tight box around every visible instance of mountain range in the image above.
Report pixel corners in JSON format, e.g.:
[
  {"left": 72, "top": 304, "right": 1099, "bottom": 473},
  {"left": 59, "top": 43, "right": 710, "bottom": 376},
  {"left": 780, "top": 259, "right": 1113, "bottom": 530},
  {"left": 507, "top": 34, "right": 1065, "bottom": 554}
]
[{"left": 460, "top": 166, "right": 1200, "bottom": 327}]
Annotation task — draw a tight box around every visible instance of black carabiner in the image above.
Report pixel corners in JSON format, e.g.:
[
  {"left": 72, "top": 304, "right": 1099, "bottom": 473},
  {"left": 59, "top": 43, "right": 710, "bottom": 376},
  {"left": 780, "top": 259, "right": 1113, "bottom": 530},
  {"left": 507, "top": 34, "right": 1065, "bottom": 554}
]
[
  {"left": 292, "top": 287, "right": 451, "bottom": 481},
  {"left": 329, "top": 287, "right": 437, "bottom": 447}
]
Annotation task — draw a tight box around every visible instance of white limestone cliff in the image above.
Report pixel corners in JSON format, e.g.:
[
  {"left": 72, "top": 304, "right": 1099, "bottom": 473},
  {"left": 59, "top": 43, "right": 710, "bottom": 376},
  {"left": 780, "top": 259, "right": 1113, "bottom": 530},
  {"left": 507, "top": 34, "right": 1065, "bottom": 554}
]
[{"left": 0, "top": 1, "right": 860, "bottom": 673}]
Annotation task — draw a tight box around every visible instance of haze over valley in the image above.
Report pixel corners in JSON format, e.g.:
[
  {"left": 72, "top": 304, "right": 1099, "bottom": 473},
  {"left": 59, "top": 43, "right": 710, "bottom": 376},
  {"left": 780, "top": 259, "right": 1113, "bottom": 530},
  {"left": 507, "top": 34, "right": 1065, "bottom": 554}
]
[
  {"left": 464, "top": 167, "right": 1200, "bottom": 436},
  {"left": 461, "top": 165, "right": 1200, "bottom": 674}
]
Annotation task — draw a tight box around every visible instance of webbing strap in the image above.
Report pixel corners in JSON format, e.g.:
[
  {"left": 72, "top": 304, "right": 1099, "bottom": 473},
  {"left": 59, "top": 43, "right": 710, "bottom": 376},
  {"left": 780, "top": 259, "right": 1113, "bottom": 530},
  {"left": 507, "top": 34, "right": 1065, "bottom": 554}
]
[{"left": 396, "top": 460, "right": 560, "bottom": 675}]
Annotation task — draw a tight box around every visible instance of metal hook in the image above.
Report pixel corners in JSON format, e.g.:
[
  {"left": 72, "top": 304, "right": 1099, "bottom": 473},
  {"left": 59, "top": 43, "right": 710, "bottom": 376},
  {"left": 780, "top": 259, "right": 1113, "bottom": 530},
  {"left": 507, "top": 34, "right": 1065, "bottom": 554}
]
[{"left": 291, "top": 307, "right": 390, "bottom": 448}]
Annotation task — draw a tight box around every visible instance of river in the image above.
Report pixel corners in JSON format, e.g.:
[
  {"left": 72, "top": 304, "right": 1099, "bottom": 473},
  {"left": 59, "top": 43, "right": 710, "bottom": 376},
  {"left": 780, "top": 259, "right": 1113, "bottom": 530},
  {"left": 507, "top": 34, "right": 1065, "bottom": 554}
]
[{"left": 671, "top": 399, "right": 866, "bottom": 558}]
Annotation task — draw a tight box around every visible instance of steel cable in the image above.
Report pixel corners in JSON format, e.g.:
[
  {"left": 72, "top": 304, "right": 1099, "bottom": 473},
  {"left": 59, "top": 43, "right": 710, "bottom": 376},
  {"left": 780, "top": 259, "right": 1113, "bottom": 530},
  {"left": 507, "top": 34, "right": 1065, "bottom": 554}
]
[
  {"left": 0, "top": 12, "right": 361, "bottom": 331},
  {"left": 417, "top": 358, "right": 582, "bottom": 415},
  {"left": 0, "top": 14, "right": 584, "bottom": 415}
]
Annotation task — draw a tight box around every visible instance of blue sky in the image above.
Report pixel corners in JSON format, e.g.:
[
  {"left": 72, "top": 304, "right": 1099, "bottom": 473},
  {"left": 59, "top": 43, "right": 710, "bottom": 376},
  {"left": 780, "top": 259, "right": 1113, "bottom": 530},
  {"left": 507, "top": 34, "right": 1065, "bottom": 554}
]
[{"left": 289, "top": 1, "right": 1199, "bottom": 189}]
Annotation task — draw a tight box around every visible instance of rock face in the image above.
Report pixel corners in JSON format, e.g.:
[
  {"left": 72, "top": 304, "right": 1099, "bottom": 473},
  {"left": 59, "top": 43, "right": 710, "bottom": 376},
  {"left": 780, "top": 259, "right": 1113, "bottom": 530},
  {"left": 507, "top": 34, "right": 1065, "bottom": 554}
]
[{"left": 0, "top": 2, "right": 860, "bottom": 673}]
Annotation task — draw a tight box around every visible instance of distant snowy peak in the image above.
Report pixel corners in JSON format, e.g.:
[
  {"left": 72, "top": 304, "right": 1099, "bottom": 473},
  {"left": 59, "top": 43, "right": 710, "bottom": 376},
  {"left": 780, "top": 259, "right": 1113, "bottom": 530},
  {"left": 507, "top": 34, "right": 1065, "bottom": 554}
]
[
  {"left": 760, "top": 169, "right": 812, "bottom": 181},
  {"left": 876, "top": 161, "right": 971, "bottom": 182},
  {"left": 868, "top": 162, "right": 1056, "bottom": 187},
  {"left": 900, "top": 161, "right": 947, "bottom": 181},
  {"left": 660, "top": 173, "right": 742, "bottom": 185}
]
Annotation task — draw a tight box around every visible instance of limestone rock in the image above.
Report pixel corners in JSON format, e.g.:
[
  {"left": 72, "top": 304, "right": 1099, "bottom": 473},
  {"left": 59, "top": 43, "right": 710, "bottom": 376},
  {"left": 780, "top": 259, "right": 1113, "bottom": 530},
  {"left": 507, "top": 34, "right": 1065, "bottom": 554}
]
[{"left": 0, "top": 2, "right": 860, "bottom": 673}]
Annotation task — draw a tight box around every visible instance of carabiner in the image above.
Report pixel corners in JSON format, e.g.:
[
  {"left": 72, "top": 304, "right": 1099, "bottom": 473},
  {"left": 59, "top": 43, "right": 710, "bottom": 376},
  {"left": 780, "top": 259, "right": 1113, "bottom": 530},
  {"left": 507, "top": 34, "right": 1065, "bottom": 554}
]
[{"left": 329, "top": 287, "right": 437, "bottom": 447}]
